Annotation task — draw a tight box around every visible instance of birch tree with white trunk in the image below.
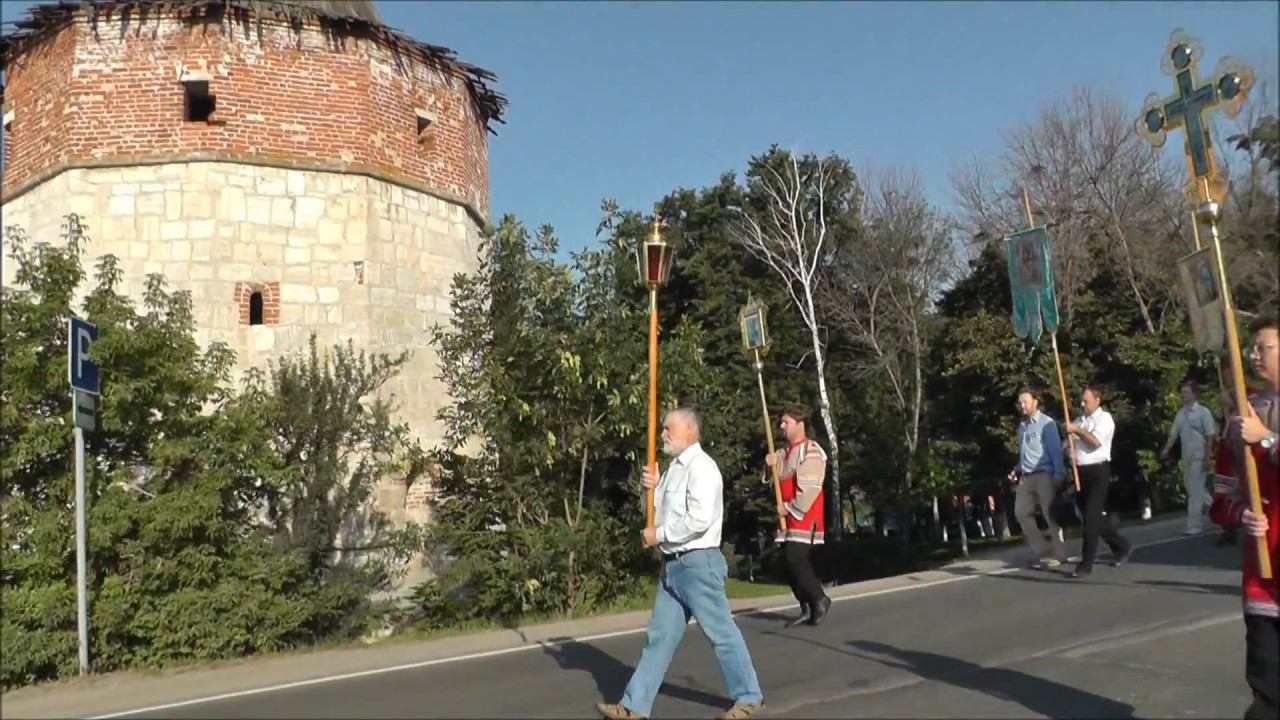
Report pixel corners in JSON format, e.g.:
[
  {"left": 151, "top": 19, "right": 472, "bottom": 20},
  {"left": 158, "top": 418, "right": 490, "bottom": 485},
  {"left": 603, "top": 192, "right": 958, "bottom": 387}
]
[{"left": 730, "top": 147, "right": 859, "bottom": 521}]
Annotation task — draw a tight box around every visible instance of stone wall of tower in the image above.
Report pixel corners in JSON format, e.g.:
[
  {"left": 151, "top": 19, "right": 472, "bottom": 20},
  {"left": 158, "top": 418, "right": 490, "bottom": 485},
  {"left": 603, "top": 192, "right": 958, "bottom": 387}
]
[
  {"left": 0, "top": 161, "right": 476, "bottom": 523},
  {"left": 1, "top": 4, "right": 501, "bottom": 544}
]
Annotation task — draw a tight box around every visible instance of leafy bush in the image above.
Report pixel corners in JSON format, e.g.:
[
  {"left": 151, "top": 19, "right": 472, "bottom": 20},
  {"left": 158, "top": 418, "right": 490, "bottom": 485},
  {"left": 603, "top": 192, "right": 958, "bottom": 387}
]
[{"left": 1, "top": 216, "right": 422, "bottom": 689}]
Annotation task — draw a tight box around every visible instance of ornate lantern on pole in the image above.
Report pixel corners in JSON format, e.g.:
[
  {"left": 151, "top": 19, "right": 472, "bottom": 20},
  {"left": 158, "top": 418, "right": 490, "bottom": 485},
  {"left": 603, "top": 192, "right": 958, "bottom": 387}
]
[
  {"left": 740, "top": 294, "right": 786, "bottom": 534},
  {"left": 637, "top": 218, "right": 675, "bottom": 530}
]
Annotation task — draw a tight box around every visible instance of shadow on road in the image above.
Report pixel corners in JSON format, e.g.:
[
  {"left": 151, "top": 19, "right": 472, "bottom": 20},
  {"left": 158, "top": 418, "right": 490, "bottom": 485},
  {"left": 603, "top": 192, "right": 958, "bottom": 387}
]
[
  {"left": 740, "top": 610, "right": 806, "bottom": 626},
  {"left": 539, "top": 638, "right": 730, "bottom": 713},
  {"left": 1127, "top": 537, "right": 1242, "bottom": 571},
  {"left": 846, "top": 640, "right": 1138, "bottom": 719},
  {"left": 976, "top": 570, "right": 1241, "bottom": 600},
  {"left": 1133, "top": 578, "right": 1240, "bottom": 596}
]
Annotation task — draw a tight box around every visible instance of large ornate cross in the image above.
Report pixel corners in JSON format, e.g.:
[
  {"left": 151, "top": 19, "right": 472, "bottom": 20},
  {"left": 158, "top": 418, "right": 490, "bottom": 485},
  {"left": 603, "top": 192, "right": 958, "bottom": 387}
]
[
  {"left": 1135, "top": 29, "right": 1255, "bottom": 203},
  {"left": 1135, "top": 28, "right": 1271, "bottom": 580}
]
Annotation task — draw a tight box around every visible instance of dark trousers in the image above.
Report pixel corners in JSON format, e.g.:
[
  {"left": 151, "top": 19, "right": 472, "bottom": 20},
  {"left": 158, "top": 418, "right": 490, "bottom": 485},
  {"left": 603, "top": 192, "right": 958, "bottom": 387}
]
[
  {"left": 1075, "top": 462, "right": 1130, "bottom": 571},
  {"left": 1245, "top": 615, "right": 1280, "bottom": 720},
  {"left": 784, "top": 541, "right": 826, "bottom": 607}
]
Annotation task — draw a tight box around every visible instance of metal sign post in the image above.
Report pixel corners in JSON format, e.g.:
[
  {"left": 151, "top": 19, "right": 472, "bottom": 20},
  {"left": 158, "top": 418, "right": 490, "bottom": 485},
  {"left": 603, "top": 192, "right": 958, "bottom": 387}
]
[{"left": 68, "top": 316, "right": 99, "bottom": 674}]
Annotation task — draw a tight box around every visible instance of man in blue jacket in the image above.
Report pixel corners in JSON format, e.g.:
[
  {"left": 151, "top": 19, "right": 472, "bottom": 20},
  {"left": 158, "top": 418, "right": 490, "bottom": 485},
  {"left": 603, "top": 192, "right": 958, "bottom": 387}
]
[{"left": 1008, "top": 388, "right": 1069, "bottom": 568}]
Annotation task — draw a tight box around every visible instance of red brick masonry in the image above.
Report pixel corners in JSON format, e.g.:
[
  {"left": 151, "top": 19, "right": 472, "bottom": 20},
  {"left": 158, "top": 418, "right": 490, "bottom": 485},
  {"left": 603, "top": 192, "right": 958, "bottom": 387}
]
[
  {"left": 234, "top": 281, "right": 280, "bottom": 326},
  {"left": 1, "top": 3, "right": 495, "bottom": 218}
]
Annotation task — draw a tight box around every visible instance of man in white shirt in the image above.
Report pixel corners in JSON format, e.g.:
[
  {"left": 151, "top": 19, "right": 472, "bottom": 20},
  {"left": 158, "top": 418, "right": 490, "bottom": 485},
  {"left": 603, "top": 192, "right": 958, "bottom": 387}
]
[
  {"left": 1064, "top": 384, "right": 1132, "bottom": 577},
  {"left": 597, "top": 408, "right": 764, "bottom": 720},
  {"left": 1161, "top": 381, "right": 1218, "bottom": 534}
]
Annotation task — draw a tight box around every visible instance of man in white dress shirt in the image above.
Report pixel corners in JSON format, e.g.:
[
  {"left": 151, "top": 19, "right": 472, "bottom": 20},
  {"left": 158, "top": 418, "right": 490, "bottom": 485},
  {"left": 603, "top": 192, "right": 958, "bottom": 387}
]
[
  {"left": 1161, "top": 381, "right": 1218, "bottom": 534},
  {"left": 1064, "top": 383, "right": 1132, "bottom": 577},
  {"left": 596, "top": 408, "right": 765, "bottom": 720}
]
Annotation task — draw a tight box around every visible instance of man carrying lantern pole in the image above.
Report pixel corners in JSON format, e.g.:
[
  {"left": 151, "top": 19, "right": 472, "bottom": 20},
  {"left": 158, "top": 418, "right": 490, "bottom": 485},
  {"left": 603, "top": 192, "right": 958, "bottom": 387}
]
[{"left": 599, "top": 220, "right": 766, "bottom": 720}]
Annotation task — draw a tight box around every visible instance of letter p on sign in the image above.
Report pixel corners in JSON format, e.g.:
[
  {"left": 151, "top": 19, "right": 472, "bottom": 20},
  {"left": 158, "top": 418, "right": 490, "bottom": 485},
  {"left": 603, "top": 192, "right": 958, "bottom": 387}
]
[{"left": 68, "top": 316, "right": 100, "bottom": 395}]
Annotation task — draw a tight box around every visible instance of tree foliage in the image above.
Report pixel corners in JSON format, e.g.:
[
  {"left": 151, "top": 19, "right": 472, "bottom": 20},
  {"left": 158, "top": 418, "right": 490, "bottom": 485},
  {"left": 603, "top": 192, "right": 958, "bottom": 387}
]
[
  {"left": 1, "top": 216, "right": 422, "bottom": 689},
  {"left": 423, "top": 217, "right": 714, "bottom": 622}
]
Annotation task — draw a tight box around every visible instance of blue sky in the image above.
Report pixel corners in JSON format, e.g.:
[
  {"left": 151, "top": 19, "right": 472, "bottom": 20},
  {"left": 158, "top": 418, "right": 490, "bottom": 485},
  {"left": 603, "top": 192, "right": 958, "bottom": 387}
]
[{"left": 3, "top": 1, "right": 1278, "bottom": 255}]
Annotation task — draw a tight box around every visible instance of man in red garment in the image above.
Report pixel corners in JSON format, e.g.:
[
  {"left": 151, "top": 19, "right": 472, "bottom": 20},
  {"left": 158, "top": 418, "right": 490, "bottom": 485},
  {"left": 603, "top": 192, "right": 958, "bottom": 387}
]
[
  {"left": 1210, "top": 315, "right": 1279, "bottom": 720},
  {"left": 764, "top": 406, "right": 830, "bottom": 628}
]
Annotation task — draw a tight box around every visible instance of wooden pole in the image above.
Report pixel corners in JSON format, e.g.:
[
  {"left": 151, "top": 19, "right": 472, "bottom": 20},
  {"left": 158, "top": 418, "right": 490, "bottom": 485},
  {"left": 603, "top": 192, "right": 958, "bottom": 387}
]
[
  {"left": 1050, "top": 334, "right": 1082, "bottom": 494},
  {"left": 645, "top": 288, "right": 659, "bottom": 530},
  {"left": 1023, "top": 188, "right": 1081, "bottom": 493},
  {"left": 1198, "top": 194, "right": 1272, "bottom": 579},
  {"left": 754, "top": 348, "right": 787, "bottom": 533}
]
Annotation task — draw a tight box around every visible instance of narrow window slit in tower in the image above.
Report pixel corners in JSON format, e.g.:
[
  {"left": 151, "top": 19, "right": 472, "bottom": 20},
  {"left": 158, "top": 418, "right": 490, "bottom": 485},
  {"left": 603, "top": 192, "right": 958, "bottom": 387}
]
[{"left": 249, "top": 291, "right": 264, "bottom": 325}]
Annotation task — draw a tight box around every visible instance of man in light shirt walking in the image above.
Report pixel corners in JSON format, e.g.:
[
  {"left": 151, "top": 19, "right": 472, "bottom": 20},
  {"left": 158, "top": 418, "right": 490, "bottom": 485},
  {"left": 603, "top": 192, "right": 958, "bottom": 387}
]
[
  {"left": 597, "top": 408, "right": 765, "bottom": 720},
  {"left": 1010, "top": 388, "right": 1070, "bottom": 568},
  {"left": 1162, "top": 381, "right": 1217, "bottom": 534},
  {"left": 1064, "top": 383, "right": 1132, "bottom": 577}
]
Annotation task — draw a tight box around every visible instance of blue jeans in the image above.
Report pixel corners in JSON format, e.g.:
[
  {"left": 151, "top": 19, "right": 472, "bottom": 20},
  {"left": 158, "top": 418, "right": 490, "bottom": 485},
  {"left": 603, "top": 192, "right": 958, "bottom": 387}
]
[{"left": 621, "top": 548, "right": 763, "bottom": 717}]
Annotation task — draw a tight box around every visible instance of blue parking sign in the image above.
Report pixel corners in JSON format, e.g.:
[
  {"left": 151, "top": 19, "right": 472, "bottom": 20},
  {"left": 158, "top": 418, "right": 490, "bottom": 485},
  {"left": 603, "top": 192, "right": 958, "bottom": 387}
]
[{"left": 68, "top": 316, "right": 99, "bottom": 395}]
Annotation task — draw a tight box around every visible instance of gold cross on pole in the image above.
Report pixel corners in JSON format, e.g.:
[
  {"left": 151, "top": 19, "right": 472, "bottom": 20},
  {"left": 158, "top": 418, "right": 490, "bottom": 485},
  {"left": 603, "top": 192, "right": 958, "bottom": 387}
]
[
  {"left": 1135, "top": 29, "right": 1270, "bottom": 580},
  {"left": 1135, "top": 28, "right": 1255, "bottom": 205}
]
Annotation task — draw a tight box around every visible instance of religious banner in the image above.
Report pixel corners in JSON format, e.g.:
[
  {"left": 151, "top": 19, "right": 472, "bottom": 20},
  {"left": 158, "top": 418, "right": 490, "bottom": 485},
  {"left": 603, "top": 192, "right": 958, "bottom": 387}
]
[
  {"left": 1004, "top": 226, "right": 1059, "bottom": 346},
  {"left": 1176, "top": 247, "right": 1226, "bottom": 352}
]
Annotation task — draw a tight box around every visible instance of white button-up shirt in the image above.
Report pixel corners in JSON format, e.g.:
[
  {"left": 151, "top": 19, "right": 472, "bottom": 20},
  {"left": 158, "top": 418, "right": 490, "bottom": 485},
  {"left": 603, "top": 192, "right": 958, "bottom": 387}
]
[
  {"left": 1169, "top": 403, "right": 1216, "bottom": 462},
  {"left": 654, "top": 442, "right": 723, "bottom": 554},
  {"left": 1075, "top": 407, "right": 1115, "bottom": 466}
]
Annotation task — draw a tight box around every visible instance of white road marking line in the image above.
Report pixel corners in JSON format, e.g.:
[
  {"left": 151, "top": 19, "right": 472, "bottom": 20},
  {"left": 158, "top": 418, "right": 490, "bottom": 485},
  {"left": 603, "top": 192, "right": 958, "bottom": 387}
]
[
  {"left": 90, "top": 529, "right": 1207, "bottom": 718},
  {"left": 1058, "top": 613, "right": 1239, "bottom": 659}
]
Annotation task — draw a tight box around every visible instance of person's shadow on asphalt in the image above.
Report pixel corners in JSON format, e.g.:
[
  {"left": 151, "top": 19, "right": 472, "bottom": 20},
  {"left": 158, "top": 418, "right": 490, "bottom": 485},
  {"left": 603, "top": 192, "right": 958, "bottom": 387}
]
[
  {"left": 846, "top": 639, "right": 1137, "bottom": 719},
  {"left": 540, "top": 638, "right": 730, "bottom": 714}
]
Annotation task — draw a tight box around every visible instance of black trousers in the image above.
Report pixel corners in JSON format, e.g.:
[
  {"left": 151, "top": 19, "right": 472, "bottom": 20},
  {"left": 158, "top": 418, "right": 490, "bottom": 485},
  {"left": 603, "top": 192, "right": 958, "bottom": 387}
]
[
  {"left": 1075, "top": 462, "right": 1130, "bottom": 571},
  {"left": 784, "top": 541, "right": 826, "bottom": 607},
  {"left": 1245, "top": 615, "right": 1280, "bottom": 720}
]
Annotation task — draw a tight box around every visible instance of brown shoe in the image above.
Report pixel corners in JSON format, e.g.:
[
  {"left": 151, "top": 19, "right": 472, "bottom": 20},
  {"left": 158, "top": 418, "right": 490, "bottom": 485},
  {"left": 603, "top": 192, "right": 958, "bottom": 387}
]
[
  {"left": 596, "top": 702, "right": 646, "bottom": 720},
  {"left": 719, "top": 700, "right": 765, "bottom": 719}
]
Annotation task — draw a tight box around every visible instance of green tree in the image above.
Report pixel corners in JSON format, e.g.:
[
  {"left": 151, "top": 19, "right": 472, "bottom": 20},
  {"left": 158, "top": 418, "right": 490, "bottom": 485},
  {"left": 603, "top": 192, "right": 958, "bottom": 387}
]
[
  {"left": 425, "top": 216, "right": 713, "bottom": 623},
  {"left": 2, "top": 216, "right": 422, "bottom": 688},
  {"left": 823, "top": 166, "right": 956, "bottom": 531}
]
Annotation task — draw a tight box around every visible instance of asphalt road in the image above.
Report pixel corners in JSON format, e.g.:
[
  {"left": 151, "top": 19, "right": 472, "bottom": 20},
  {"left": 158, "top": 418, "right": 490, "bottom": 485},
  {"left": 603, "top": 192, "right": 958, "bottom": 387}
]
[{"left": 100, "top": 526, "right": 1254, "bottom": 720}]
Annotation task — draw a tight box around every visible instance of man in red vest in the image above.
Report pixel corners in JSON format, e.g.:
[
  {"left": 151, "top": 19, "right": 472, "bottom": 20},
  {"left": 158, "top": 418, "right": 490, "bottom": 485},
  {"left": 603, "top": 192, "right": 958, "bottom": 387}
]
[
  {"left": 764, "top": 406, "right": 830, "bottom": 628},
  {"left": 1213, "top": 315, "right": 1279, "bottom": 720}
]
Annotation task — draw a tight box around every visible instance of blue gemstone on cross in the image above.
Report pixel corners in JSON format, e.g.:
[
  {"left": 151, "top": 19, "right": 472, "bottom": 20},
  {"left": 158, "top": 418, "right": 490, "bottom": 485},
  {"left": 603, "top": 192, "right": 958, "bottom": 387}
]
[{"left": 1162, "top": 68, "right": 1219, "bottom": 178}]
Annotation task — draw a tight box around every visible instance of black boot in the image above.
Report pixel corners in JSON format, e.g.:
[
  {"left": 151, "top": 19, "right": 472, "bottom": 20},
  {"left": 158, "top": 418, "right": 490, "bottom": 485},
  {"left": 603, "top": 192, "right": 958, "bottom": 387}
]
[{"left": 807, "top": 595, "right": 831, "bottom": 625}]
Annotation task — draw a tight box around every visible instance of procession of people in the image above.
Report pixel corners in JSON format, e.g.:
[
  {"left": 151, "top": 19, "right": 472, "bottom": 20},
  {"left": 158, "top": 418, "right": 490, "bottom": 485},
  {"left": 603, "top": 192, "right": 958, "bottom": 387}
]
[
  {"left": 593, "top": 27, "right": 1276, "bottom": 720},
  {"left": 595, "top": 319, "right": 1276, "bottom": 719}
]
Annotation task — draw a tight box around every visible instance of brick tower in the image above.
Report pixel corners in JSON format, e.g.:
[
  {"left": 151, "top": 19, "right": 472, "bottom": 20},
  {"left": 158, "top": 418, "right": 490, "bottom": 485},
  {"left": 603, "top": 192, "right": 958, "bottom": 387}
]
[{"left": 1, "top": 1, "right": 505, "bottom": 535}]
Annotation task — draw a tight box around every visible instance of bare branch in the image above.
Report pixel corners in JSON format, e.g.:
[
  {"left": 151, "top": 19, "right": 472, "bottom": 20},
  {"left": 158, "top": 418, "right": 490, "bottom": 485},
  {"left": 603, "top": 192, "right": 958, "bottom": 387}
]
[{"left": 823, "top": 163, "right": 957, "bottom": 496}]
